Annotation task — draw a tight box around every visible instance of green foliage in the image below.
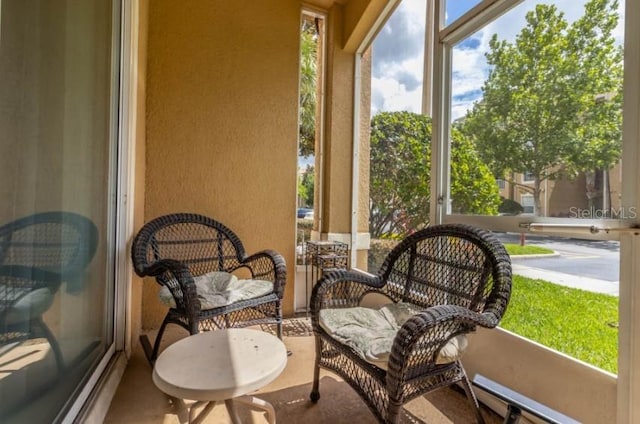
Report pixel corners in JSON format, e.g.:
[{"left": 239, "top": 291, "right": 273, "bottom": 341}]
[
  {"left": 450, "top": 127, "right": 501, "bottom": 215},
  {"left": 460, "top": 0, "right": 622, "bottom": 215},
  {"left": 369, "top": 111, "right": 500, "bottom": 238},
  {"left": 370, "top": 111, "right": 430, "bottom": 238},
  {"left": 296, "top": 219, "right": 313, "bottom": 245},
  {"left": 501, "top": 275, "right": 618, "bottom": 373},
  {"left": 299, "top": 19, "right": 318, "bottom": 158},
  {"left": 367, "top": 239, "right": 400, "bottom": 274},
  {"left": 298, "top": 165, "right": 315, "bottom": 208},
  {"left": 504, "top": 243, "right": 554, "bottom": 255},
  {"left": 498, "top": 197, "right": 524, "bottom": 215}
]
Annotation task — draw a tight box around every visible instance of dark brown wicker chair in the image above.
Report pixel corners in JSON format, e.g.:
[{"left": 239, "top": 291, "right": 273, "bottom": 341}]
[
  {"left": 0, "top": 212, "right": 98, "bottom": 371},
  {"left": 309, "top": 224, "right": 512, "bottom": 424},
  {"left": 131, "top": 213, "right": 287, "bottom": 363}
]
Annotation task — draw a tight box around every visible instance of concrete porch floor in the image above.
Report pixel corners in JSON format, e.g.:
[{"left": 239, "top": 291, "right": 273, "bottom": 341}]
[{"left": 104, "top": 318, "right": 502, "bottom": 424}]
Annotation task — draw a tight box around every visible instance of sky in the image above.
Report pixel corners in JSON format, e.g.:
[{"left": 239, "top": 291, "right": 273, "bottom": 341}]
[{"left": 371, "top": 0, "right": 626, "bottom": 120}]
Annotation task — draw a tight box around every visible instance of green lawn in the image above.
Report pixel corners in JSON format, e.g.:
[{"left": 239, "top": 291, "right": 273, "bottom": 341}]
[
  {"left": 500, "top": 275, "right": 618, "bottom": 374},
  {"left": 504, "top": 243, "right": 554, "bottom": 255}
]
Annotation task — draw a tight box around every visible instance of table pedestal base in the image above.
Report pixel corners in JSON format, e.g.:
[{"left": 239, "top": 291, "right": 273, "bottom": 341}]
[{"left": 189, "top": 395, "right": 276, "bottom": 424}]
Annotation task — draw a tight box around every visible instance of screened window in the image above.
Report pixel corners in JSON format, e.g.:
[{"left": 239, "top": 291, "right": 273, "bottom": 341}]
[{"left": 434, "top": 0, "right": 627, "bottom": 373}]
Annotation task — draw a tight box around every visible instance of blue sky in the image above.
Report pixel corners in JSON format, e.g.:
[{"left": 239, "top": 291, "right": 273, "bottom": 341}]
[
  {"left": 445, "top": 0, "right": 482, "bottom": 24},
  {"left": 371, "top": 0, "right": 625, "bottom": 119}
]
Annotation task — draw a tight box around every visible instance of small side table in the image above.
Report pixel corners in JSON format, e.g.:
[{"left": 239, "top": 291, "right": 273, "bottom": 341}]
[{"left": 152, "top": 328, "right": 288, "bottom": 424}]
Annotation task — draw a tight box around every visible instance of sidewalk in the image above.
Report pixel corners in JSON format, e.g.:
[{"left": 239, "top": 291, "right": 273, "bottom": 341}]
[{"left": 511, "top": 262, "right": 619, "bottom": 296}]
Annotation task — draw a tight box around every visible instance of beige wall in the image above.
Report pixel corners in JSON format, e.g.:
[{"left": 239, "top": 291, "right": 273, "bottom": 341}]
[
  {"left": 318, "top": 5, "right": 356, "bottom": 236},
  {"left": 355, "top": 48, "right": 372, "bottom": 269},
  {"left": 547, "top": 175, "right": 588, "bottom": 217},
  {"left": 143, "top": 0, "right": 301, "bottom": 325}
]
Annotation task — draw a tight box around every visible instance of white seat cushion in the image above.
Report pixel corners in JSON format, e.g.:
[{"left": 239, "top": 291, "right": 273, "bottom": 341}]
[
  {"left": 319, "top": 303, "right": 467, "bottom": 370},
  {"left": 2, "top": 287, "right": 55, "bottom": 326},
  {"left": 159, "top": 271, "right": 273, "bottom": 310}
]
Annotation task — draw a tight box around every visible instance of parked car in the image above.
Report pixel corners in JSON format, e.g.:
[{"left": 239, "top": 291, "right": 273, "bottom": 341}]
[
  {"left": 303, "top": 211, "right": 314, "bottom": 220},
  {"left": 297, "top": 208, "right": 313, "bottom": 218}
]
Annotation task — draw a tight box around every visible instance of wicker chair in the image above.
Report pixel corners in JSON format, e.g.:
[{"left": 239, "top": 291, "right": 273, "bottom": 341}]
[
  {"left": 0, "top": 212, "right": 98, "bottom": 371},
  {"left": 309, "top": 224, "right": 512, "bottom": 424},
  {"left": 131, "top": 213, "right": 287, "bottom": 363}
]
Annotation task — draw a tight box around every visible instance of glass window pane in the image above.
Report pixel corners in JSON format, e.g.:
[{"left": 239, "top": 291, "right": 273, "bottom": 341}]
[
  {"left": 0, "top": 0, "right": 117, "bottom": 421},
  {"left": 449, "top": 0, "right": 625, "bottom": 220},
  {"left": 368, "top": 0, "right": 427, "bottom": 273},
  {"left": 443, "top": 0, "right": 625, "bottom": 373},
  {"left": 445, "top": 0, "right": 482, "bottom": 26},
  {"left": 500, "top": 233, "right": 619, "bottom": 373}
]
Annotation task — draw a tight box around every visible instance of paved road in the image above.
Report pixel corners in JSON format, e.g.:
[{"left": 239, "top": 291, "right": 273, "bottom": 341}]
[{"left": 494, "top": 232, "right": 620, "bottom": 295}]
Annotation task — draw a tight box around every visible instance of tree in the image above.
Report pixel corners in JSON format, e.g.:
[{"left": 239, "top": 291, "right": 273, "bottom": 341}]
[
  {"left": 299, "top": 19, "right": 318, "bottom": 158},
  {"left": 298, "top": 165, "right": 314, "bottom": 207},
  {"left": 297, "top": 19, "right": 318, "bottom": 214},
  {"left": 461, "top": 0, "right": 622, "bottom": 215},
  {"left": 369, "top": 111, "right": 500, "bottom": 238},
  {"left": 450, "top": 126, "right": 503, "bottom": 215}
]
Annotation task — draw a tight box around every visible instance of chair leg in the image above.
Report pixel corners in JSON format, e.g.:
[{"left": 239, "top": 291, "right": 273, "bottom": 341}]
[
  {"left": 33, "top": 317, "right": 65, "bottom": 372},
  {"left": 309, "top": 337, "right": 321, "bottom": 402},
  {"left": 387, "top": 399, "right": 403, "bottom": 424},
  {"left": 310, "top": 368, "right": 320, "bottom": 402},
  {"left": 276, "top": 302, "right": 283, "bottom": 340},
  {"left": 461, "top": 372, "right": 486, "bottom": 424},
  {"left": 149, "top": 315, "right": 171, "bottom": 363}
]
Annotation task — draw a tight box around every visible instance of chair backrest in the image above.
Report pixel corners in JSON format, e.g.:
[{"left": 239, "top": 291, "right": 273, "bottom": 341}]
[
  {"left": 378, "top": 224, "right": 511, "bottom": 319},
  {"left": 131, "top": 213, "right": 246, "bottom": 279},
  {"left": 0, "top": 211, "right": 99, "bottom": 310}
]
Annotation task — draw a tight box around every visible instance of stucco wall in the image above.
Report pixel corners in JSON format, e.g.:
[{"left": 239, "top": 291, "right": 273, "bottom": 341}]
[
  {"left": 321, "top": 5, "right": 356, "bottom": 235},
  {"left": 143, "top": 0, "right": 300, "bottom": 326}
]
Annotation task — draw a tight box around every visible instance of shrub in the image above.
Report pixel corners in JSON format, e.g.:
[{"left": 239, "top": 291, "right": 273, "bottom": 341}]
[
  {"left": 368, "top": 238, "right": 400, "bottom": 274},
  {"left": 498, "top": 196, "right": 524, "bottom": 215}
]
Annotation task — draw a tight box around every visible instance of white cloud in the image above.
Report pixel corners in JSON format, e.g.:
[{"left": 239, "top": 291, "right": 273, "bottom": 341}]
[
  {"left": 372, "top": 75, "right": 423, "bottom": 115},
  {"left": 371, "top": 0, "right": 426, "bottom": 114},
  {"left": 372, "top": 0, "right": 625, "bottom": 120}
]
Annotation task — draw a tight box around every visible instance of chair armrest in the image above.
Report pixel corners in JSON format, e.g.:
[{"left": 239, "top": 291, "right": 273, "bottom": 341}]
[
  {"left": 238, "top": 249, "right": 287, "bottom": 299},
  {"left": 0, "top": 266, "right": 64, "bottom": 306},
  {"left": 133, "top": 257, "right": 181, "bottom": 278},
  {"left": 136, "top": 259, "right": 201, "bottom": 328},
  {"left": 387, "top": 304, "right": 495, "bottom": 385},
  {"left": 309, "top": 269, "right": 386, "bottom": 325}
]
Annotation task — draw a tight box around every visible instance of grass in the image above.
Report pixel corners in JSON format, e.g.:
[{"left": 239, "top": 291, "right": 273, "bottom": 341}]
[
  {"left": 504, "top": 243, "right": 555, "bottom": 255},
  {"left": 500, "top": 275, "right": 618, "bottom": 374}
]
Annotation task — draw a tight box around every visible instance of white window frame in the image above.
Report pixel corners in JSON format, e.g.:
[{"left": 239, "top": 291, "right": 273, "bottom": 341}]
[
  {"left": 62, "top": 0, "right": 137, "bottom": 421},
  {"left": 431, "top": 0, "right": 637, "bottom": 241},
  {"left": 429, "top": 1, "right": 640, "bottom": 422},
  {"left": 300, "top": 7, "right": 327, "bottom": 237}
]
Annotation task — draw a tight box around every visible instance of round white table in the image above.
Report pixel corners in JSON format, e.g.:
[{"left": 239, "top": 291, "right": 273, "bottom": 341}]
[{"left": 153, "top": 328, "right": 288, "bottom": 424}]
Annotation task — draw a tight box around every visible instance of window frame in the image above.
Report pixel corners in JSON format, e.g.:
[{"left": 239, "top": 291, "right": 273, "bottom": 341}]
[
  {"left": 430, "top": 0, "right": 637, "bottom": 241},
  {"left": 427, "top": 0, "right": 640, "bottom": 420},
  {"left": 61, "top": 0, "right": 135, "bottom": 421}
]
